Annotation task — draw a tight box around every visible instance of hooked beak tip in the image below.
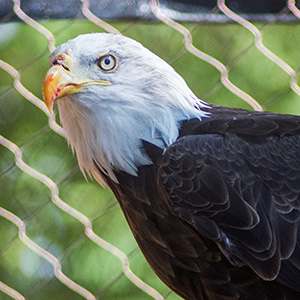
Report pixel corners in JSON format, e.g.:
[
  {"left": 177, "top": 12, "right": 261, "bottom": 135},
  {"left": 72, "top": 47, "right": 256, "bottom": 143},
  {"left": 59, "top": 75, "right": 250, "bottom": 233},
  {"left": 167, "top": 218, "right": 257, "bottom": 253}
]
[
  {"left": 42, "top": 65, "right": 73, "bottom": 112},
  {"left": 43, "top": 66, "right": 63, "bottom": 112}
]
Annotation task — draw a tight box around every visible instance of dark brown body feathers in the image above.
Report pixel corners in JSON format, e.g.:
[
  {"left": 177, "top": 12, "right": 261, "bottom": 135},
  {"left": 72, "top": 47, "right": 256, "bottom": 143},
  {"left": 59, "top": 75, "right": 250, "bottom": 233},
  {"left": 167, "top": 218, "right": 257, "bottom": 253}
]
[{"left": 103, "top": 105, "right": 300, "bottom": 300}]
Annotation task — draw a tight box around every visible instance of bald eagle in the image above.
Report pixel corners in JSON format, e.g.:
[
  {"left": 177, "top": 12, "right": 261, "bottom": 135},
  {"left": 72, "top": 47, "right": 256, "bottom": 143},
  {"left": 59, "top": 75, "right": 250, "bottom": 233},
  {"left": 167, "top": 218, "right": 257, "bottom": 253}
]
[{"left": 43, "top": 33, "right": 300, "bottom": 300}]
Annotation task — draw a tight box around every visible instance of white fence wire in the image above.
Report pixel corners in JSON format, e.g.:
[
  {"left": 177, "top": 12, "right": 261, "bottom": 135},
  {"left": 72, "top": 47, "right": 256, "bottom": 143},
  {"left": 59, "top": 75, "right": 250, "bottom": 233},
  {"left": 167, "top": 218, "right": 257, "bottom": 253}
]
[{"left": 1, "top": 0, "right": 300, "bottom": 299}]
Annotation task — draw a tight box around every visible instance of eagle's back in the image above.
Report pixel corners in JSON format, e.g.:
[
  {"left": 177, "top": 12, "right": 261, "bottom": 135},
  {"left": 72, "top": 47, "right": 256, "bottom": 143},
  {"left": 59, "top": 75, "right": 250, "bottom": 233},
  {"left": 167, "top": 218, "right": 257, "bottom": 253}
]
[{"left": 102, "top": 106, "right": 300, "bottom": 300}]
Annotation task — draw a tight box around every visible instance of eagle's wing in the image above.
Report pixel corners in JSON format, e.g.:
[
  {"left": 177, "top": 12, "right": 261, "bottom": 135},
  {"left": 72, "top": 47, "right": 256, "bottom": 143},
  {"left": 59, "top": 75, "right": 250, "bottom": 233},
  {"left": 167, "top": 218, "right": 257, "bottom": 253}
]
[{"left": 159, "top": 120, "right": 300, "bottom": 291}]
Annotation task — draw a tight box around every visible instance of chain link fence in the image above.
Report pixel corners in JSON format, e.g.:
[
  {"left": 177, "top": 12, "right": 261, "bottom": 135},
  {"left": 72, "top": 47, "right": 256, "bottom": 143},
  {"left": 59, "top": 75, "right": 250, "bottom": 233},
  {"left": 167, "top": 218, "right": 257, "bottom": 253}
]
[{"left": 1, "top": 0, "right": 300, "bottom": 299}]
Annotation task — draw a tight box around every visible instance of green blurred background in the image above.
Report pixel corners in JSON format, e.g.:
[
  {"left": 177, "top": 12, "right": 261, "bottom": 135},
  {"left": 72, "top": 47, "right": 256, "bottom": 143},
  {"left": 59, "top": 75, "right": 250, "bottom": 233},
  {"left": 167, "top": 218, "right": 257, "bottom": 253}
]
[{"left": 1, "top": 16, "right": 300, "bottom": 300}]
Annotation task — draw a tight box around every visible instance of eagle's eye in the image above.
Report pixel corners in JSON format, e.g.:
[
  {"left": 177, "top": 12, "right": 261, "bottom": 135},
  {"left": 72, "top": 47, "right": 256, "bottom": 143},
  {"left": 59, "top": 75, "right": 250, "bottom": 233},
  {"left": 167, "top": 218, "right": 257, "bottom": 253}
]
[{"left": 97, "top": 54, "right": 117, "bottom": 71}]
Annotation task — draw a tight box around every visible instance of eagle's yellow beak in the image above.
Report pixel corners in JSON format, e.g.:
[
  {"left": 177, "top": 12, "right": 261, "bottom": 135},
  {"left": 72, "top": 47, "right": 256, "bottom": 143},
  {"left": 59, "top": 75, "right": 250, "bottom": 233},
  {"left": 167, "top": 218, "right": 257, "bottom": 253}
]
[
  {"left": 43, "top": 58, "right": 111, "bottom": 112},
  {"left": 43, "top": 65, "right": 80, "bottom": 112}
]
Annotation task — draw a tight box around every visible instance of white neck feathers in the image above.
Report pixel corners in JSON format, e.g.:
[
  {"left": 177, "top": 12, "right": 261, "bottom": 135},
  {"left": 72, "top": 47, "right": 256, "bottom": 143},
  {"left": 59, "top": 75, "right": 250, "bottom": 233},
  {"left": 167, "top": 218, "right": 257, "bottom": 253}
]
[
  {"left": 54, "top": 33, "right": 210, "bottom": 184},
  {"left": 58, "top": 85, "right": 208, "bottom": 185}
]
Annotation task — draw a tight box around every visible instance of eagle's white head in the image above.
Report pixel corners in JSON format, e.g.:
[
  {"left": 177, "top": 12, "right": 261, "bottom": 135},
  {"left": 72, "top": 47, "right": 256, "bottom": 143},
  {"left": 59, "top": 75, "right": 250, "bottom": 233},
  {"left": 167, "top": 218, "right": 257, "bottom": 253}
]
[{"left": 43, "top": 33, "right": 208, "bottom": 184}]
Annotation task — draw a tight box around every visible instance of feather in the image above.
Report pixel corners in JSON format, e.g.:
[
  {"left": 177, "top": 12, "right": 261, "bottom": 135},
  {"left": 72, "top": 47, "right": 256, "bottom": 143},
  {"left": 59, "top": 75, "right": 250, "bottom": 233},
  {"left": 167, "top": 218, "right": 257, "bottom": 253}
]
[{"left": 44, "top": 33, "right": 300, "bottom": 299}]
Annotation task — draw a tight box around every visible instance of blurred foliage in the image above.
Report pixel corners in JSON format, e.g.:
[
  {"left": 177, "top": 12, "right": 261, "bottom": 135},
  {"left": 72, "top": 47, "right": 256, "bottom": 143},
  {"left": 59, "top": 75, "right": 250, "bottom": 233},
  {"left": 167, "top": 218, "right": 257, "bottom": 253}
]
[{"left": 1, "top": 17, "right": 300, "bottom": 300}]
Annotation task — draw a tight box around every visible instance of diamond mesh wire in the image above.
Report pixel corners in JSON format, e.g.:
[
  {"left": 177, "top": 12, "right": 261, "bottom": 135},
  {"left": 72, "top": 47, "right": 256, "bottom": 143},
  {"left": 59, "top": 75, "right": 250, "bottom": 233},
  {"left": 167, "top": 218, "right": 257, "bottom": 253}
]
[{"left": 1, "top": 1, "right": 300, "bottom": 299}]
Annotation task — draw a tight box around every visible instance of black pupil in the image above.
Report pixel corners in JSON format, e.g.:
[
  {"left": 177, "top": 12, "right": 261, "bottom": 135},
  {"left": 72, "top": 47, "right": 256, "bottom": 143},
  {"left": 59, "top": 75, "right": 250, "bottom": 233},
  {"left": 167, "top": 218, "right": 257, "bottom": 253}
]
[{"left": 104, "top": 58, "right": 111, "bottom": 65}]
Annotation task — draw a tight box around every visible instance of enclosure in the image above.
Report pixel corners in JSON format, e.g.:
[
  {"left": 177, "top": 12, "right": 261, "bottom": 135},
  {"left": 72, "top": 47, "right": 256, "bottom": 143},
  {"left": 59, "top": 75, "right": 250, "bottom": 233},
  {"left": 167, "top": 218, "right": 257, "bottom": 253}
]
[{"left": 1, "top": 0, "right": 300, "bottom": 299}]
